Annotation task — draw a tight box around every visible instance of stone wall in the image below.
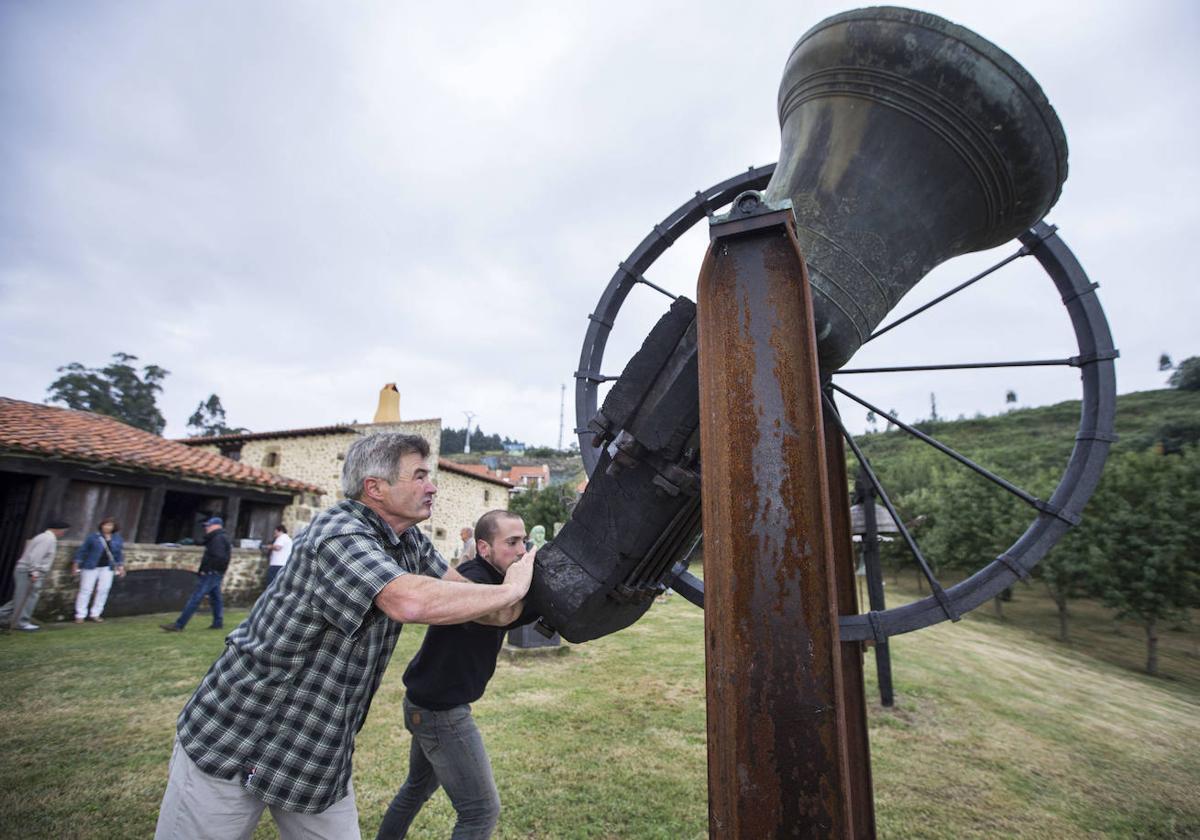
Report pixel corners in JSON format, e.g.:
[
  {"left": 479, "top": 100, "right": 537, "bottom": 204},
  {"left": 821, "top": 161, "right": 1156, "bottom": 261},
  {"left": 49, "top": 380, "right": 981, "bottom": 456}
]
[
  {"left": 433, "top": 469, "right": 510, "bottom": 561},
  {"left": 33, "top": 540, "right": 270, "bottom": 621},
  {"left": 192, "top": 418, "right": 446, "bottom": 539}
]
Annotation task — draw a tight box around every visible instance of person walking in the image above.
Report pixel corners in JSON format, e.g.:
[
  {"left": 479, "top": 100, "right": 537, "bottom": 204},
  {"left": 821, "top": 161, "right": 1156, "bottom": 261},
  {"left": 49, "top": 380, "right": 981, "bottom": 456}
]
[
  {"left": 73, "top": 517, "right": 126, "bottom": 623},
  {"left": 0, "top": 519, "right": 70, "bottom": 631},
  {"left": 161, "top": 517, "right": 231, "bottom": 632}
]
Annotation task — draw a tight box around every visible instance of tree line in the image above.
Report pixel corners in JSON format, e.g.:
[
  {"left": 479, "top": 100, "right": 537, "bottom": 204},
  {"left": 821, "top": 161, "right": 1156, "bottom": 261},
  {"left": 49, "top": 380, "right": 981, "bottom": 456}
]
[{"left": 870, "top": 437, "right": 1199, "bottom": 677}]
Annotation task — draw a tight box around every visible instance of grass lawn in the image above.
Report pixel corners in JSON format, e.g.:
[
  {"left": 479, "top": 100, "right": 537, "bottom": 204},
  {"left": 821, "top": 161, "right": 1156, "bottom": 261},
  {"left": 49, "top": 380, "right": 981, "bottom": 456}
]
[{"left": 0, "top": 585, "right": 1197, "bottom": 839}]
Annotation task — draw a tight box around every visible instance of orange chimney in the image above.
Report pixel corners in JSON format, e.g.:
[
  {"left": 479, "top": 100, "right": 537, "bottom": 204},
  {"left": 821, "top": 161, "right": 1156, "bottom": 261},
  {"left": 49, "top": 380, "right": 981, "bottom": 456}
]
[{"left": 374, "top": 383, "right": 400, "bottom": 422}]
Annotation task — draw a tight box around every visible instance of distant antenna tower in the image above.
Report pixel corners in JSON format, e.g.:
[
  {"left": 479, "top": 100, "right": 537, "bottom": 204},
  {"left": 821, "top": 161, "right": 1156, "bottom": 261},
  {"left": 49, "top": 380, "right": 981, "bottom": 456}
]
[
  {"left": 558, "top": 383, "right": 566, "bottom": 450},
  {"left": 463, "top": 410, "right": 477, "bottom": 454}
]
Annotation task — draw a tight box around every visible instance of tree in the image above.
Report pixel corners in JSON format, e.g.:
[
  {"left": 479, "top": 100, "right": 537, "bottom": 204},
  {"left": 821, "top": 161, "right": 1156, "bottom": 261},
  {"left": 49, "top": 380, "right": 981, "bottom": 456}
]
[
  {"left": 508, "top": 485, "right": 574, "bottom": 538},
  {"left": 1039, "top": 519, "right": 1103, "bottom": 642},
  {"left": 46, "top": 352, "right": 169, "bottom": 434},
  {"left": 1091, "top": 449, "right": 1200, "bottom": 676},
  {"left": 1005, "top": 389, "right": 1018, "bottom": 406},
  {"left": 1167, "top": 356, "right": 1200, "bottom": 391},
  {"left": 1158, "top": 353, "right": 1173, "bottom": 371},
  {"left": 921, "top": 470, "right": 1026, "bottom": 618},
  {"left": 187, "top": 394, "right": 247, "bottom": 437}
]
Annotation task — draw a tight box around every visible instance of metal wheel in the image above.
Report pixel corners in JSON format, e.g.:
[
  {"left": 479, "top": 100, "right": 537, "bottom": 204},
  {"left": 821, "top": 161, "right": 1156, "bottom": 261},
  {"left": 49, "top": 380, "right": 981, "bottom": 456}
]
[{"left": 574, "top": 164, "right": 1117, "bottom": 642}]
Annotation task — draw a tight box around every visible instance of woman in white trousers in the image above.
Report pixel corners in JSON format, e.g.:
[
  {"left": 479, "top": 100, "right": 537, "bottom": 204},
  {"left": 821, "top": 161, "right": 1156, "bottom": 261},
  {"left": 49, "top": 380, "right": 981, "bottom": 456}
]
[{"left": 73, "top": 517, "right": 125, "bottom": 622}]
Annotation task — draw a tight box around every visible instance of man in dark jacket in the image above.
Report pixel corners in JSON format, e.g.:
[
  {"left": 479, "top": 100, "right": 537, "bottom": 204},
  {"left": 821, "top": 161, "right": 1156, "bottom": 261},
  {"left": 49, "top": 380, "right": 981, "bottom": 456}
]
[
  {"left": 162, "top": 516, "right": 232, "bottom": 632},
  {"left": 375, "top": 509, "right": 538, "bottom": 840}
]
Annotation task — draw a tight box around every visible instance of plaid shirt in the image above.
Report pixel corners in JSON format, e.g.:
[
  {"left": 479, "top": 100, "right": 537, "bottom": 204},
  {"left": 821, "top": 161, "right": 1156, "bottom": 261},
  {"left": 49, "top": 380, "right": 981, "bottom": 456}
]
[{"left": 176, "top": 499, "right": 447, "bottom": 813}]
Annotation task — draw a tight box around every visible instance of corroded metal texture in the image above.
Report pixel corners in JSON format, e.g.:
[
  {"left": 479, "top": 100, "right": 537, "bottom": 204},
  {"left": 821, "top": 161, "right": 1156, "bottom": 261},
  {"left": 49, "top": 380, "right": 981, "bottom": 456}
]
[
  {"left": 699, "top": 214, "right": 852, "bottom": 837},
  {"left": 825, "top": 405, "right": 876, "bottom": 839}
]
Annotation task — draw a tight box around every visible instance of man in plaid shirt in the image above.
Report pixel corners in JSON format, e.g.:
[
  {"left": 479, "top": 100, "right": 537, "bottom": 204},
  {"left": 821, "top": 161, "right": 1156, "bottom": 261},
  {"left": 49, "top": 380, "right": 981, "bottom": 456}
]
[{"left": 155, "top": 433, "right": 534, "bottom": 839}]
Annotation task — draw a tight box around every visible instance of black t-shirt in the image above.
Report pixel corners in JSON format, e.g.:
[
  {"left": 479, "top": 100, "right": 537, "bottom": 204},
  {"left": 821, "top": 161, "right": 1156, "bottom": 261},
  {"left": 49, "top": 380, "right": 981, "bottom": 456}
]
[{"left": 402, "top": 556, "right": 537, "bottom": 711}]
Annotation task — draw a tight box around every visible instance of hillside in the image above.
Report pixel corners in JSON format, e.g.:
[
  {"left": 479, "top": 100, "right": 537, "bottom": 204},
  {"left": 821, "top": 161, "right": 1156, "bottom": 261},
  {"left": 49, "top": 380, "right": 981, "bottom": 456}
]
[
  {"left": 854, "top": 387, "right": 1200, "bottom": 478},
  {"left": 444, "top": 389, "right": 1198, "bottom": 495}
]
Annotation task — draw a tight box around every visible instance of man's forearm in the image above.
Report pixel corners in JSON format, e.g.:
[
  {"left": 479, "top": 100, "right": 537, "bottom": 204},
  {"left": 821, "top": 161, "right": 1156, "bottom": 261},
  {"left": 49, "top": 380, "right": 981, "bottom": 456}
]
[
  {"left": 374, "top": 575, "right": 527, "bottom": 625},
  {"left": 473, "top": 600, "right": 525, "bottom": 627}
]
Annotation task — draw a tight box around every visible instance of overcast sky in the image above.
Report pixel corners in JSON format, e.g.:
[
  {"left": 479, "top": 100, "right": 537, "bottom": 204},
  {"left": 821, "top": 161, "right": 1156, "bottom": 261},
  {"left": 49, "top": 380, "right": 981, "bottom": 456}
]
[{"left": 2, "top": 1, "right": 1197, "bottom": 450}]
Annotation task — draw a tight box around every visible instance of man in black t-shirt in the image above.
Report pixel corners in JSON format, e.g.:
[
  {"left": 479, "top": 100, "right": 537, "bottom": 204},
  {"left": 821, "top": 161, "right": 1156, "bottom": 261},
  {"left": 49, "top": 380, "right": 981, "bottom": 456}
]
[{"left": 376, "top": 509, "right": 537, "bottom": 840}]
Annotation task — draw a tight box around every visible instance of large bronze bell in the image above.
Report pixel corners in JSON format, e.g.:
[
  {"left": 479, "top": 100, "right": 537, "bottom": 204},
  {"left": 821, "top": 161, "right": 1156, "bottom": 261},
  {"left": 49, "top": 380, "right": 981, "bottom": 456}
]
[{"left": 765, "top": 6, "right": 1068, "bottom": 370}]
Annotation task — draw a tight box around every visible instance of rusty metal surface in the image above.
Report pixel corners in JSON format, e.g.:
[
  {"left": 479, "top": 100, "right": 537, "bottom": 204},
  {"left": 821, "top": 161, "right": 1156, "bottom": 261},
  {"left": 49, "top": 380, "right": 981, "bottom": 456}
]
[
  {"left": 699, "top": 217, "right": 852, "bottom": 837},
  {"left": 824, "top": 408, "right": 876, "bottom": 839}
]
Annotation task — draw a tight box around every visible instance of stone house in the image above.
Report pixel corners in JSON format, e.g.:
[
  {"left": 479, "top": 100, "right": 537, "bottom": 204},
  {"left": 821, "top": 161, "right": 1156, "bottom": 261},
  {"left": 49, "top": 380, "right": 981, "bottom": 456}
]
[
  {"left": 433, "top": 459, "right": 513, "bottom": 560},
  {"left": 179, "top": 387, "right": 511, "bottom": 559},
  {"left": 0, "top": 397, "right": 321, "bottom": 618}
]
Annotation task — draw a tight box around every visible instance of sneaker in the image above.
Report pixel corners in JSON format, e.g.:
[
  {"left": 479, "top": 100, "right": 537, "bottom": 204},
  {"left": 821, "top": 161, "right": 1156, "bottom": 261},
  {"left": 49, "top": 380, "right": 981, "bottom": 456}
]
[
  {"left": 88, "top": 617, "right": 104, "bottom": 623},
  {"left": 17, "top": 622, "right": 39, "bottom": 632},
  {"left": 74, "top": 618, "right": 84, "bottom": 624},
  {"left": 160, "top": 623, "right": 182, "bottom": 632}
]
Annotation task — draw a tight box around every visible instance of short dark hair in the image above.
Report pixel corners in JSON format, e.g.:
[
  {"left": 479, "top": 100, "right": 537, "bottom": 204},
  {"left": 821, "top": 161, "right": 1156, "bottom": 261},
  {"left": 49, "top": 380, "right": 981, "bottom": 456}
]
[
  {"left": 97, "top": 517, "right": 120, "bottom": 534},
  {"left": 474, "top": 510, "right": 523, "bottom": 546},
  {"left": 46, "top": 518, "right": 70, "bottom": 530},
  {"left": 275, "top": 524, "right": 287, "bottom": 534}
]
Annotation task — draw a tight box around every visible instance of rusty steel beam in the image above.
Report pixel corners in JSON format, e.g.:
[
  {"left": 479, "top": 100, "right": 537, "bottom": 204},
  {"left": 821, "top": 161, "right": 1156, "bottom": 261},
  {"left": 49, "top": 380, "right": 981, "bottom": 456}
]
[
  {"left": 698, "top": 201, "right": 857, "bottom": 838},
  {"left": 824, "top": 403, "right": 877, "bottom": 839}
]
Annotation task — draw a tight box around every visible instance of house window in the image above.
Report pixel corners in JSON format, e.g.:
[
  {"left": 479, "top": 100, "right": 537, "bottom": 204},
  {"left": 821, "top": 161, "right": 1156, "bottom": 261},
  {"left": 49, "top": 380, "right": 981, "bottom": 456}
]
[
  {"left": 484, "top": 489, "right": 490, "bottom": 502},
  {"left": 435, "top": 527, "right": 446, "bottom": 539},
  {"left": 263, "top": 452, "right": 280, "bottom": 468}
]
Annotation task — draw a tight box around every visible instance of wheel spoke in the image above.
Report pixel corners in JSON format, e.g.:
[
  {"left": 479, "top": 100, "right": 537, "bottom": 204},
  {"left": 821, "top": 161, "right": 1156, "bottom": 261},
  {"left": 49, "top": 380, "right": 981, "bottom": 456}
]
[
  {"left": 823, "top": 393, "right": 959, "bottom": 623},
  {"left": 835, "top": 357, "right": 1080, "bottom": 375},
  {"left": 573, "top": 370, "right": 620, "bottom": 384},
  {"left": 865, "top": 245, "right": 1027, "bottom": 343},
  {"left": 830, "top": 384, "right": 1067, "bottom": 519}
]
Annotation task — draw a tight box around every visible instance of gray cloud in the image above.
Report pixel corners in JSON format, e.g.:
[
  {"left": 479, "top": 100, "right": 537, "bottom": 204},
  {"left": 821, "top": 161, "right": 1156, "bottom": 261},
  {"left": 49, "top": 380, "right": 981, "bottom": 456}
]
[{"left": 2, "top": 0, "right": 1197, "bottom": 447}]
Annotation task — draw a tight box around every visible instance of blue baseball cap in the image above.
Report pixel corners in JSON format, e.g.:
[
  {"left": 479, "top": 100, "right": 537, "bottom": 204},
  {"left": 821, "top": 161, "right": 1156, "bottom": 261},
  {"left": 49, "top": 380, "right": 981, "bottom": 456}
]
[{"left": 203, "top": 516, "right": 224, "bottom": 527}]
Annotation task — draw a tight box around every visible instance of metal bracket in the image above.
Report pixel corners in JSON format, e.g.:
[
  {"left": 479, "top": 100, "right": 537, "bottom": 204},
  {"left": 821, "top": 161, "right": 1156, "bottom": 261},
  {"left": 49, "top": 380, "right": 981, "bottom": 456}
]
[
  {"left": 709, "top": 191, "right": 795, "bottom": 240},
  {"left": 995, "top": 553, "right": 1031, "bottom": 581},
  {"left": 1033, "top": 499, "right": 1083, "bottom": 526},
  {"left": 1068, "top": 349, "right": 1120, "bottom": 366},
  {"left": 1060, "top": 281, "right": 1100, "bottom": 305}
]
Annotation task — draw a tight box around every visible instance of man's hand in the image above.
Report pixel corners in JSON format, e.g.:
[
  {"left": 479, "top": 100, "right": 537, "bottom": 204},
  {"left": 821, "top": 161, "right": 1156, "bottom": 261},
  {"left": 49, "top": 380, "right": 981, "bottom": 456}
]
[
  {"left": 29, "top": 571, "right": 41, "bottom": 581},
  {"left": 71, "top": 565, "right": 80, "bottom": 577},
  {"left": 503, "top": 547, "right": 536, "bottom": 597}
]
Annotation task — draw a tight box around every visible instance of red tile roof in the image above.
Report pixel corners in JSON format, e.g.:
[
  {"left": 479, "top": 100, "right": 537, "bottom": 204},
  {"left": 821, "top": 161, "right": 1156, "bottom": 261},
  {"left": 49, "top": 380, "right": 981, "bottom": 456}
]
[
  {"left": 437, "top": 459, "right": 513, "bottom": 488},
  {"left": 508, "top": 465, "right": 550, "bottom": 480},
  {"left": 0, "top": 397, "right": 320, "bottom": 494}
]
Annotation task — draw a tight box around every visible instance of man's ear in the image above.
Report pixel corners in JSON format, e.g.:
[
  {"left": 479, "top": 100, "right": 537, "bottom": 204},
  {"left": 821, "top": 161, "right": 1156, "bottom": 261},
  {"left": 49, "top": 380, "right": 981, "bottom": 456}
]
[{"left": 475, "top": 539, "right": 489, "bottom": 560}]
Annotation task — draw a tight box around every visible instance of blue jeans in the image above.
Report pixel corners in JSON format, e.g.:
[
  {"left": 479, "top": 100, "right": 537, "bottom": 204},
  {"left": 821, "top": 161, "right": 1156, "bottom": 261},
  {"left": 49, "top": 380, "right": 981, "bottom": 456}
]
[
  {"left": 173, "top": 573, "right": 224, "bottom": 629},
  {"left": 376, "top": 698, "right": 500, "bottom": 840}
]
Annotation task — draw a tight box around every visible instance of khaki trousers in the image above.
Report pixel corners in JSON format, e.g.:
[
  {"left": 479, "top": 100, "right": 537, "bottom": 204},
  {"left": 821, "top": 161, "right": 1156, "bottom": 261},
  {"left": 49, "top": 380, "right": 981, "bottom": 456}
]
[{"left": 155, "top": 739, "right": 361, "bottom": 840}]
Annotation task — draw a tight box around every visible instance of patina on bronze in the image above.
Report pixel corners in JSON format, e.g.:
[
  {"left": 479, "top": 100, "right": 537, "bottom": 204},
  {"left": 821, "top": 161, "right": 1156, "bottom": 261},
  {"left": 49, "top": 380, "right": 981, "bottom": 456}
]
[{"left": 764, "top": 6, "right": 1068, "bottom": 371}]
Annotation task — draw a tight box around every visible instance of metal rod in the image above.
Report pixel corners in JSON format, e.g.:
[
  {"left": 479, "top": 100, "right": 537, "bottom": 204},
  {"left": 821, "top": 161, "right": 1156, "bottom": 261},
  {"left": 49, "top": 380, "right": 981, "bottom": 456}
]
[
  {"left": 699, "top": 210, "right": 860, "bottom": 838},
  {"left": 865, "top": 247, "right": 1026, "bottom": 343},
  {"left": 636, "top": 275, "right": 679, "bottom": 300},
  {"left": 825, "top": 394, "right": 877, "bottom": 837},
  {"left": 835, "top": 358, "right": 1077, "bottom": 374},
  {"left": 830, "top": 383, "right": 1045, "bottom": 511},
  {"left": 826, "top": 394, "right": 958, "bottom": 623},
  {"left": 857, "top": 467, "right": 894, "bottom": 707}
]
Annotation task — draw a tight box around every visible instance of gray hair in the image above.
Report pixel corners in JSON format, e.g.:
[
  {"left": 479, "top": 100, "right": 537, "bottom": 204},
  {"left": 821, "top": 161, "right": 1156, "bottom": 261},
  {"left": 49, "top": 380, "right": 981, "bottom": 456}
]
[{"left": 341, "top": 433, "right": 431, "bottom": 500}]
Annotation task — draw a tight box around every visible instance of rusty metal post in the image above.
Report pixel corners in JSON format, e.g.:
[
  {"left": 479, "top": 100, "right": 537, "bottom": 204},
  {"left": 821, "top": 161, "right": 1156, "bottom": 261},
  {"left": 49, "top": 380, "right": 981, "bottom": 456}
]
[
  {"left": 825, "top": 403, "right": 877, "bottom": 839},
  {"left": 698, "top": 194, "right": 862, "bottom": 837}
]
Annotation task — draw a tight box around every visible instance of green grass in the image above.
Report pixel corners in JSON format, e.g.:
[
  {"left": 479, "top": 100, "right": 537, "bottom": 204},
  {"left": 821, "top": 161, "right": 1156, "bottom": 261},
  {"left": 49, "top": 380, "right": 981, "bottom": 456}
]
[{"left": 1, "top": 587, "right": 1197, "bottom": 839}]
